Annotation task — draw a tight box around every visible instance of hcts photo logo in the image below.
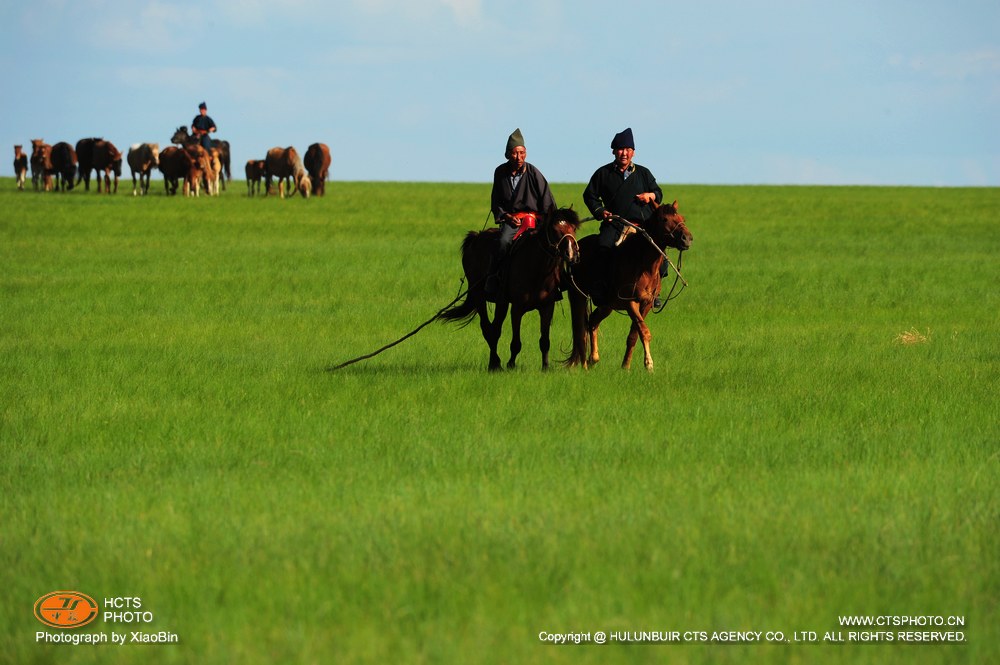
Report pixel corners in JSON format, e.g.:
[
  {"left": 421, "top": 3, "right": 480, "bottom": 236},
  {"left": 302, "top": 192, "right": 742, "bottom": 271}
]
[{"left": 33, "top": 591, "right": 99, "bottom": 629}]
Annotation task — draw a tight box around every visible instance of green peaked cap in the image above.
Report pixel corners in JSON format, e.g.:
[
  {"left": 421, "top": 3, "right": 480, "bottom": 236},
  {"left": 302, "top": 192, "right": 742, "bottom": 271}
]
[{"left": 506, "top": 128, "right": 525, "bottom": 156}]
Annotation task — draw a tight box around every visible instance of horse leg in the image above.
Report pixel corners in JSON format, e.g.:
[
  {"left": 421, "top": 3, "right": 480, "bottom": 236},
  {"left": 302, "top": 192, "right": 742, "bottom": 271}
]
[
  {"left": 487, "top": 301, "right": 508, "bottom": 371},
  {"left": 622, "top": 301, "right": 654, "bottom": 371},
  {"left": 537, "top": 302, "right": 555, "bottom": 371},
  {"left": 587, "top": 306, "right": 613, "bottom": 367},
  {"left": 475, "top": 300, "right": 493, "bottom": 365},
  {"left": 565, "top": 290, "right": 589, "bottom": 368},
  {"left": 507, "top": 306, "right": 524, "bottom": 370}
]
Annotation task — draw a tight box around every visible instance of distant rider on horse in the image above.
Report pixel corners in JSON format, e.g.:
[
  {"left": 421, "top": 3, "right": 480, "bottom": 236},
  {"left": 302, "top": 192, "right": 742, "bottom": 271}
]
[
  {"left": 191, "top": 102, "right": 217, "bottom": 151},
  {"left": 486, "top": 128, "right": 557, "bottom": 297}
]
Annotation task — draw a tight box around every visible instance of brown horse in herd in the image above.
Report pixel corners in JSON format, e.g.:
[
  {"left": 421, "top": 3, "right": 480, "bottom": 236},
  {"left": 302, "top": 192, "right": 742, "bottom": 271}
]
[
  {"left": 440, "top": 208, "right": 582, "bottom": 371},
  {"left": 74, "top": 138, "right": 122, "bottom": 193},
  {"left": 170, "top": 126, "right": 231, "bottom": 190},
  {"left": 565, "top": 201, "right": 692, "bottom": 372}
]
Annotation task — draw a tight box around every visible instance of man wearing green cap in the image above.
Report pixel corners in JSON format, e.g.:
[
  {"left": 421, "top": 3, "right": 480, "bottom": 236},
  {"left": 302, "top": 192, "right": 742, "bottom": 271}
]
[
  {"left": 486, "top": 128, "right": 557, "bottom": 296},
  {"left": 583, "top": 127, "right": 664, "bottom": 302}
]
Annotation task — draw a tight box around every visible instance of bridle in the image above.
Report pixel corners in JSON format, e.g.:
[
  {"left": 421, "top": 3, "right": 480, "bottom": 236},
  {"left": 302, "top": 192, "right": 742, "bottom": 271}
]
[
  {"left": 542, "top": 217, "right": 580, "bottom": 263},
  {"left": 608, "top": 213, "right": 688, "bottom": 289},
  {"left": 572, "top": 213, "right": 689, "bottom": 309}
]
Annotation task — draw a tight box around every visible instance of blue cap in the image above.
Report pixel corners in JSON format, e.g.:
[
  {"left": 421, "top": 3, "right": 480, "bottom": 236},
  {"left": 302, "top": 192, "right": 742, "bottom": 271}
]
[{"left": 611, "top": 128, "right": 634, "bottom": 150}]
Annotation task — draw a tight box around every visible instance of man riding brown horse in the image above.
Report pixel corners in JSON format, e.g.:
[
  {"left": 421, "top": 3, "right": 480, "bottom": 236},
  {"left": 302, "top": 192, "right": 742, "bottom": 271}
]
[
  {"left": 583, "top": 128, "right": 668, "bottom": 306},
  {"left": 191, "top": 102, "right": 216, "bottom": 151},
  {"left": 565, "top": 200, "right": 692, "bottom": 371}
]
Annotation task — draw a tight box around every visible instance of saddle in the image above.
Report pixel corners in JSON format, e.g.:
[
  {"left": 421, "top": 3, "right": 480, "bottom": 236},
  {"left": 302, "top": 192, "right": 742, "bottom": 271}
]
[
  {"left": 509, "top": 212, "right": 538, "bottom": 242},
  {"left": 486, "top": 212, "right": 563, "bottom": 303}
]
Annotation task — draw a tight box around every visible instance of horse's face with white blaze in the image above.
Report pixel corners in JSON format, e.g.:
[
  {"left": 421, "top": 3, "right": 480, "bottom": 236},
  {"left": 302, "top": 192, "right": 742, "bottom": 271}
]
[
  {"left": 658, "top": 200, "right": 693, "bottom": 251},
  {"left": 546, "top": 208, "right": 582, "bottom": 264}
]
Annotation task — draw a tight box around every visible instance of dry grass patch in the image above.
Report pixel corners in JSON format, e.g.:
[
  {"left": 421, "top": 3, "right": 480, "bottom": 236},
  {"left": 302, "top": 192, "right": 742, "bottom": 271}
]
[{"left": 895, "top": 327, "right": 930, "bottom": 345}]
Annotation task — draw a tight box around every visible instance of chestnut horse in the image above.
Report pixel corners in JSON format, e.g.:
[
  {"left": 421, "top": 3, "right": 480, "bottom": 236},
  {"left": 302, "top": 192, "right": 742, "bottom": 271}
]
[
  {"left": 440, "top": 208, "right": 582, "bottom": 371},
  {"left": 565, "top": 201, "right": 692, "bottom": 371}
]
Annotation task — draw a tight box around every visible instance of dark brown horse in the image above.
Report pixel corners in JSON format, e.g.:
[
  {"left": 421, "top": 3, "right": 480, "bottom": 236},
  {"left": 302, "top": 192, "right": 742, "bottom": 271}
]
[
  {"left": 75, "top": 137, "right": 101, "bottom": 190},
  {"left": 48, "top": 142, "right": 77, "bottom": 191},
  {"left": 303, "top": 142, "right": 331, "bottom": 196},
  {"left": 440, "top": 208, "right": 581, "bottom": 371},
  {"left": 92, "top": 140, "right": 122, "bottom": 194},
  {"left": 565, "top": 201, "right": 692, "bottom": 371}
]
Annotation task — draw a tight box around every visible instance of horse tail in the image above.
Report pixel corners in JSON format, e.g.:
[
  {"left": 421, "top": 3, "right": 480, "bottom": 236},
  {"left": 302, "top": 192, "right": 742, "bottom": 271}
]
[
  {"left": 437, "top": 296, "right": 478, "bottom": 326},
  {"left": 438, "top": 232, "right": 484, "bottom": 327},
  {"left": 563, "top": 287, "right": 590, "bottom": 368}
]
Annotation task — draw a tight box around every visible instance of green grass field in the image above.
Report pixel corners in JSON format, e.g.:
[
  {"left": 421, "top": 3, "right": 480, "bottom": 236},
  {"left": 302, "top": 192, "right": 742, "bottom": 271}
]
[{"left": 2, "top": 180, "right": 997, "bottom": 664}]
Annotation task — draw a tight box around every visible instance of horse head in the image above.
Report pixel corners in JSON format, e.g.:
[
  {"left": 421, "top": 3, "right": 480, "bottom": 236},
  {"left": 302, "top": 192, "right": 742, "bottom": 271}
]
[
  {"left": 649, "top": 200, "right": 692, "bottom": 251},
  {"left": 541, "top": 207, "right": 582, "bottom": 264},
  {"left": 171, "top": 126, "right": 191, "bottom": 145}
]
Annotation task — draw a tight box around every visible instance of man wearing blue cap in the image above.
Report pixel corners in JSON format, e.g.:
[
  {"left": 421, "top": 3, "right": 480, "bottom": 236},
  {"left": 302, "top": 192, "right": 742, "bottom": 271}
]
[
  {"left": 191, "top": 102, "right": 216, "bottom": 151},
  {"left": 583, "top": 128, "right": 664, "bottom": 302}
]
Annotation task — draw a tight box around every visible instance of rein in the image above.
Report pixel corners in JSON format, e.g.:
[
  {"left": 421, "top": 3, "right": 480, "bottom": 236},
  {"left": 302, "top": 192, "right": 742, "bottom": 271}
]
[{"left": 609, "top": 214, "right": 688, "bottom": 288}]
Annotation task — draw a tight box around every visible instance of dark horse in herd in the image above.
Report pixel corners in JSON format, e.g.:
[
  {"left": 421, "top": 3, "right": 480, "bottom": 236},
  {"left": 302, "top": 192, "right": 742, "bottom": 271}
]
[{"left": 440, "top": 208, "right": 582, "bottom": 371}]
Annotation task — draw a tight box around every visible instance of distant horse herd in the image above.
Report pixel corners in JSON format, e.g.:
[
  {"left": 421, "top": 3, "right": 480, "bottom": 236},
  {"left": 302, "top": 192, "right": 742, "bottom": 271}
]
[{"left": 13, "top": 134, "right": 331, "bottom": 198}]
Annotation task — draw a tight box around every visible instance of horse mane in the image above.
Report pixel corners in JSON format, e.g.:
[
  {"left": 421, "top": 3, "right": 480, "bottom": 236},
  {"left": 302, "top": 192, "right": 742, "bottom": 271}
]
[
  {"left": 653, "top": 200, "right": 679, "bottom": 216},
  {"left": 543, "top": 206, "right": 581, "bottom": 230}
]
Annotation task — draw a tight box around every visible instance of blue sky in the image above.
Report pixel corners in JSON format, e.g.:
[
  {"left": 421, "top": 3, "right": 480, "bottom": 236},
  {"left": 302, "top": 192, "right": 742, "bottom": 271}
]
[{"left": 2, "top": 0, "right": 997, "bottom": 186}]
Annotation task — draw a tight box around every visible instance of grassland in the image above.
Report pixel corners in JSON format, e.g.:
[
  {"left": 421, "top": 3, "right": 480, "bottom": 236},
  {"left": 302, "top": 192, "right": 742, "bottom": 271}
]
[{"left": 1, "top": 180, "right": 997, "bottom": 664}]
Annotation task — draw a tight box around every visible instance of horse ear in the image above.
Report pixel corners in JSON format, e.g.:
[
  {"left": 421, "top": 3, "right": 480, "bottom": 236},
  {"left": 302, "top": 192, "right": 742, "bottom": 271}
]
[{"left": 672, "top": 199, "right": 679, "bottom": 209}]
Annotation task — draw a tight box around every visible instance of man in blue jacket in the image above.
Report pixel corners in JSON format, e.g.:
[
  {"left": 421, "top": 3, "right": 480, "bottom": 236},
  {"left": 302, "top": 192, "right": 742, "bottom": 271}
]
[{"left": 191, "top": 102, "right": 217, "bottom": 151}]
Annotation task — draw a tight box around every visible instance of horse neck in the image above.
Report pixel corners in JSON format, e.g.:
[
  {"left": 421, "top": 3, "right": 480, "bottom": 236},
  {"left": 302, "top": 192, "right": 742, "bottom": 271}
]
[
  {"left": 513, "top": 227, "right": 564, "bottom": 275},
  {"left": 611, "top": 225, "right": 662, "bottom": 280}
]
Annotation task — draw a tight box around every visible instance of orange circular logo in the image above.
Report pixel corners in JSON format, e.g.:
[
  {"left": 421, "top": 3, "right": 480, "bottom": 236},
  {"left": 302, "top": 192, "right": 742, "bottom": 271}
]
[{"left": 34, "top": 591, "right": 99, "bottom": 629}]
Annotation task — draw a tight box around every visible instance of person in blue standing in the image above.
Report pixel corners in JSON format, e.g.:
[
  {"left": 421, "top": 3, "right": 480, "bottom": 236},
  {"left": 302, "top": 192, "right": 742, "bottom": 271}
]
[{"left": 191, "top": 102, "right": 217, "bottom": 151}]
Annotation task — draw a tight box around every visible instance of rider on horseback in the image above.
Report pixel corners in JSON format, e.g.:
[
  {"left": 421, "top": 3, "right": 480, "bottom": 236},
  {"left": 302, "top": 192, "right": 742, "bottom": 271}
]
[
  {"left": 486, "top": 128, "right": 557, "bottom": 297},
  {"left": 191, "top": 102, "right": 217, "bottom": 151},
  {"left": 582, "top": 128, "right": 664, "bottom": 304}
]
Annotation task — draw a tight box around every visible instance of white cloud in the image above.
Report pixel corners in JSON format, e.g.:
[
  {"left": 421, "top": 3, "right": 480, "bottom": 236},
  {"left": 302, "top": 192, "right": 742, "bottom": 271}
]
[{"left": 88, "top": 1, "right": 195, "bottom": 53}]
